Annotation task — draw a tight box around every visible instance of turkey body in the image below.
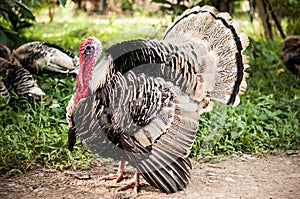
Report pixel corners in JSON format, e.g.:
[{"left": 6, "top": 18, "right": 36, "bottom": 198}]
[
  {"left": 0, "top": 57, "right": 45, "bottom": 101},
  {"left": 4, "top": 42, "right": 79, "bottom": 75},
  {"left": 281, "top": 36, "right": 300, "bottom": 77},
  {"left": 67, "top": 6, "right": 249, "bottom": 193}
]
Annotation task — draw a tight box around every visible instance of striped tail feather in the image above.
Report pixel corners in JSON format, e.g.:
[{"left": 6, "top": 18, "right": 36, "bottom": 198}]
[
  {"left": 137, "top": 113, "right": 198, "bottom": 193},
  {"left": 163, "top": 5, "right": 249, "bottom": 107},
  {"left": 132, "top": 147, "right": 192, "bottom": 193}
]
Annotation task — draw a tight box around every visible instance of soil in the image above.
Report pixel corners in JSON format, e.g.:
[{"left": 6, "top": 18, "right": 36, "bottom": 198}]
[{"left": 0, "top": 152, "right": 299, "bottom": 199}]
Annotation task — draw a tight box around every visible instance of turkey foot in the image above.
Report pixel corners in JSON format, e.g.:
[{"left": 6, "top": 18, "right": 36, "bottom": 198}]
[
  {"left": 100, "top": 160, "right": 125, "bottom": 183},
  {"left": 116, "top": 171, "right": 140, "bottom": 193}
]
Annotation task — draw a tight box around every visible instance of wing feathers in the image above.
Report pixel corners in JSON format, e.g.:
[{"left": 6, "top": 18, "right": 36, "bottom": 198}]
[
  {"left": 0, "top": 58, "right": 45, "bottom": 100},
  {"left": 10, "top": 42, "right": 79, "bottom": 74}
]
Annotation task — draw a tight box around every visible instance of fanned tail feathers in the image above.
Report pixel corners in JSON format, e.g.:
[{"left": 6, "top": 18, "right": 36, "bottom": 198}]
[{"left": 164, "top": 5, "right": 249, "bottom": 107}]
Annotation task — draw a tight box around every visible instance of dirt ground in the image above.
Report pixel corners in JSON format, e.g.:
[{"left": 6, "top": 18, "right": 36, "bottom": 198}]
[{"left": 0, "top": 152, "right": 299, "bottom": 199}]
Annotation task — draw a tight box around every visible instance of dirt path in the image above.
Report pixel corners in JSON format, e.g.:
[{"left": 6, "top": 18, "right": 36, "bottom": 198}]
[{"left": 1, "top": 152, "right": 299, "bottom": 199}]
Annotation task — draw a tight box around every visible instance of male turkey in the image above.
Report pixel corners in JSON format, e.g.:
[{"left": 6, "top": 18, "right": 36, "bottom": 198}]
[
  {"left": 0, "top": 57, "right": 45, "bottom": 102},
  {"left": 1, "top": 42, "right": 79, "bottom": 75},
  {"left": 280, "top": 35, "right": 300, "bottom": 77},
  {"left": 67, "top": 6, "right": 249, "bottom": 193}
]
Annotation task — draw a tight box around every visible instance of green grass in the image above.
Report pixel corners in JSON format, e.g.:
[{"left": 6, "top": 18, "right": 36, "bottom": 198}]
[
  {"left": 1, "top": 7, "right": 299, "bottom": 174},
  {"left": 22, "top": 6, "right": 165, "bottom": 52},
  {"left": 0, "top": 74, "right": 94, "bottom": 174}
]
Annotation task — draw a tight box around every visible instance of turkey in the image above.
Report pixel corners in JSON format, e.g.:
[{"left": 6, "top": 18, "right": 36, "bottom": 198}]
[
  {"left": 280, "top": 35, "right": 300, "bottom": 77},
  {"left": 0, "top": 57, "right": 45, "bottom": 102},
  {"left": 0, "top": 41, "right": 79, "bottom": 102},
  {"left": 0, "top": 42, "right": 79, "bottom": 75},
  {"left": 66, "top": 6, "right": 249, "bottom": 193},
  {"left": 0, "top": 43, "right": 10, "bottom": 60}
]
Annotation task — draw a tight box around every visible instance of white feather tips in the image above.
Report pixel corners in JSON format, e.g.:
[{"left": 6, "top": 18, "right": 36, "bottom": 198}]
[
  {"left": 196, "top": 40, "right": 211, "bottom": 55},
  {"left": 239, "top": 32, "right": 250, "bottom": 51},
  {"left": 28, "top": 86, "right": 46, "bottom": 96},
  {"left": 51, "top": 49, "right": 77, "bottom": 70},
  {"left": 217, "top": 12, "right": 232, "bottom": 24},
  {"left": 231, "top": 95, "right": 240, "bottom": 107},
  {"left": 199, "top": 5, "right": 218, "bottom": 14}
]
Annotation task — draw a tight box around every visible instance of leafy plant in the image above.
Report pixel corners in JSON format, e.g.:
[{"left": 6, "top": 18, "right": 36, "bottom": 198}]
[
  {"left": 0, "top": 0, "right": 36, "bottom": 47},
  {"left": 151, "top": 0, "right": 189, "bottom": 18},
  {"left": 0, "top": 73, "right": 97, "bottom": 174}
]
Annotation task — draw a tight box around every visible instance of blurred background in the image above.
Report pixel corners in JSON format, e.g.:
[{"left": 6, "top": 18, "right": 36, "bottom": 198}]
[{"left": 1, "top": 0, "right": 299, "bottom": 49}]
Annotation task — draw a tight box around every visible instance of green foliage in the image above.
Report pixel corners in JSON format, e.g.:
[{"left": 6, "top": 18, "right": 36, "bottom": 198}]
[
  {"left": 0, "top": 0, "right": 35, "bottom": 47},
  {"left": 270, "top": 0, "right": 300, "bottom": 35},
  {"left": 151, "top": 0, "right": 189, "bottom": 17},
  {"left": 58, "top": 0, "right": 67, "bottom": 7},
  {"left": 22, "top": 0, "right": 68, "bottom": 11},
  {"left": 122, "top": 0, "right": 135, "bottom": 11},
  {"left": 22, "top": 9, "right": 162, "bottom": 51},
  {"left": 150, "top": 0, "right": 232, "bottom": 19}
]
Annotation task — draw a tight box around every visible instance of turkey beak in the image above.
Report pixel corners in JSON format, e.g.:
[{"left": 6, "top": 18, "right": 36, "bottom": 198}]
[{"left": 84, "top": 49, "right": 93, "bottom": 62}]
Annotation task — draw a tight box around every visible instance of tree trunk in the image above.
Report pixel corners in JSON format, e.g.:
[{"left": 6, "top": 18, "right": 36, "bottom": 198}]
[
  {"left": 48, "top": 1, "right": 55, "bottom": 23},
  {"left": 256, "top": 0, "right": 273, "bottom": 40},
  {"left": 265, "top": 0, "right": 285, "bottom": 39}
]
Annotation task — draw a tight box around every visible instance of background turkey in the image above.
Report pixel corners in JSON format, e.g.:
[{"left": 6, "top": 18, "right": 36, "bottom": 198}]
[
  {"left": 67, "top": 6, "right": 249, "bottom": 193},
  {"left": 0, "top": 42, "right": 79, "bottom": 75},
  {"left": 0, "top": 43, "right": 10, "bottom": 60},
  {"left": 0, "top": 57, "right": 45, "bottom": 102},
  {"left": 280, "top": 35, "right": 300, "bottom": 77}
]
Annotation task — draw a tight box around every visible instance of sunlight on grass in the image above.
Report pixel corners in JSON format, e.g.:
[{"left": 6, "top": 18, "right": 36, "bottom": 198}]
[
  {"left": 240, "top": 17, "right": 264, "bottom": 39},
  {"left": 24, "top": 4, "right": 167, "bottom": 53}
]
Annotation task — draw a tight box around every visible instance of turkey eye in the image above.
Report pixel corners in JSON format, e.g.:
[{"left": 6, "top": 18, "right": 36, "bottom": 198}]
[{"left": 84, "top": 45, "right": 94, "bottom": 57}]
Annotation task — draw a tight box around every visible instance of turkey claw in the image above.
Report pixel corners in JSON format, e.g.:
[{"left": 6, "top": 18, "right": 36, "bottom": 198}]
[
  {"left": 99, "top": 172, "right": 124, "bottom": 183},
  {"left": 116, "top": 180, "right": 138, "bottom": 193}
]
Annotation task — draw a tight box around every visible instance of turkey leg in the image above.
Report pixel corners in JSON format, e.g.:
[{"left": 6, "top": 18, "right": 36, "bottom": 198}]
[
  {"left": 116, "top": 170, "right": 140, "bottom": 193},
  {"left": 100, "top": 160, "right": 125, "bottom": 182},
  {"left": 100, "top": 160, "right": 140, "bottom": 192}
]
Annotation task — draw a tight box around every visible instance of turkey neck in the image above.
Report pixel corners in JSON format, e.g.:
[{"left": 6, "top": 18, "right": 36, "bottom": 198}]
[{"left": 74, "top": 54, "right": 96, "bottom": 105}]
